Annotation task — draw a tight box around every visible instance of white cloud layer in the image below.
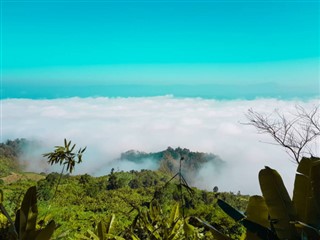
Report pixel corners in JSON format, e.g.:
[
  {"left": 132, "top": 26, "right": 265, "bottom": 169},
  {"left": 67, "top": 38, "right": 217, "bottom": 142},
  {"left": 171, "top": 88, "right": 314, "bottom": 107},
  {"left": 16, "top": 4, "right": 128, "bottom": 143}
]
[{"left": 1, "top": 96, "right": 319, "bottom": 195}]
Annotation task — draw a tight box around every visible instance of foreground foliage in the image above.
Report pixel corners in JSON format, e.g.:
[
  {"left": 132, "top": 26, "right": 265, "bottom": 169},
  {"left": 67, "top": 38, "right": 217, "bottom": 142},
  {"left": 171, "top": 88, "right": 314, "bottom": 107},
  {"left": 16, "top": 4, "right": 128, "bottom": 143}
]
[
  {"left": 218, "top": 156, "right": 320, "bottom": 240},
  {"left": 2, "top": 139, "right": 318, "bottom": 239},
  {"left": 0, "top": 169, "right": 247, "bottom": 239},
  {"left": 0, "top": 187, "right": 55, "bottom": 240}
]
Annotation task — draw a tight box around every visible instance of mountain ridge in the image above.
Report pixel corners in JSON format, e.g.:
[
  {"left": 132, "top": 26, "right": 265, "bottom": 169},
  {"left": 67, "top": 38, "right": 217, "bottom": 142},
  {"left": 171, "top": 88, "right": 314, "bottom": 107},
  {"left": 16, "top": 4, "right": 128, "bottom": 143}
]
[{"left": 118, "top": 146, "right": 224, "bottom": 183}]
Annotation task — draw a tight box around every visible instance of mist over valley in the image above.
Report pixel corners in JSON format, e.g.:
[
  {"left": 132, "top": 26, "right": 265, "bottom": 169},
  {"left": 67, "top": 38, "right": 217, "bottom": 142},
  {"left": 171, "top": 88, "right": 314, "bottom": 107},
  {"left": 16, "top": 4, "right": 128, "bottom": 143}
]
[{"left": 2, "top": 96, "right": 318, "bottom": 194}]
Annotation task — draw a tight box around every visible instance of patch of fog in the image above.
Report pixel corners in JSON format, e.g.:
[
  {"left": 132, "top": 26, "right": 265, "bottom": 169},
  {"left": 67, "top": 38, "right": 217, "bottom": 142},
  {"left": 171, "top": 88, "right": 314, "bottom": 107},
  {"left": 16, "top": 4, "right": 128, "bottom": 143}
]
[{"left": 2, "top": 96, "right": 319, "bottom": 195}]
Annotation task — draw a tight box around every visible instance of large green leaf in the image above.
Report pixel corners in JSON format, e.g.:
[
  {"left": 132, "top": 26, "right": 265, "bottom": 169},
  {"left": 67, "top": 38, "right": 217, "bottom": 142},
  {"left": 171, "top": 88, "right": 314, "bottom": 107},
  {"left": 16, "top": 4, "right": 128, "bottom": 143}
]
[
  {"left": 194, "top": 217, "right": 233, "bottom": 240},
  {"left": 19, "top": 186, "right": 38, "bottom": 239},
  {"left": 98, "top": 221, "right": 107, "bottom": 239},
  {"left": 241, "top": 218, "right": 279, "bottom": 240},
  {"left": 129, "top": 233, "right": 140, "bottom": 240},
  {"left": 297, "top": 157, "right": 313, "bottom": 175},
  {"left": 246, "top": 195, "right": 269, "bottom": 228},
  {"left": 183, "top": 218, "right": 195, "bottom": 237},
  {"left": 217, "top": 199, "right": 245, "bottom": 221},
  {"left": 259, "top": 166, "right": 298, "bottom": 240},
  {"left": 168, "top": 203, "right": 180, "bottom": 227},
  {"left": 0, "top": 197, "right": 18, "bottom": 238},
  {"left": 292, "top": 221, "right": 320, "bottom": 239},
  {"left": 310, "top": 160, "right": 320, "bottom": 228},
  {"left": 34, "top": 220, "right": 56, "bottom": 240},
  {"left": 219, "top": 197, "right": 277, "bottom": 240},
  {"left": 293, "top": 157, "right": 320, "bottom": 229},
  {"left": 105, "top": 214, "right": 116, "bottom": 234},
  {"left": 293, "top": 174, "right": 310, "bottom": 223},
  {"left": 80, "top": 230, "right": 100, "bottom": 240},
  {"left": 167, "top": 219, "right": 183, "bottom": 240},
  {"left": 0, "top": 190, "right": 3, "bottom": 204},
  {"left": 244, "top": 195, "right": 278, "bottom": 240}
]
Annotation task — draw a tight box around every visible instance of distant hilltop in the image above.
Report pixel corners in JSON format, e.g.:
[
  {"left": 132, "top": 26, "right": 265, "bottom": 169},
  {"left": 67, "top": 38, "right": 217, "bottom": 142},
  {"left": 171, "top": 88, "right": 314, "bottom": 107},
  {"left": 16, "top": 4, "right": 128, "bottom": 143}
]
[
  {"left": 119, "top": 147, "right": 225, "bottom": 183},
  {"left": 0, "top": 139, "right": 225, "bottom": 184}
]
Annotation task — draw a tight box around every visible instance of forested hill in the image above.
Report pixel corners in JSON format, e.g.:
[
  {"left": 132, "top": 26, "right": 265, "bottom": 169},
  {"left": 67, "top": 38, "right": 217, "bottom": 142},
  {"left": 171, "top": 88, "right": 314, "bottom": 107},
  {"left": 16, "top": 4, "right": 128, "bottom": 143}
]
[
  {"left": 0, "top": 139, "right": 248, "bottom": 239},
  {"left": 0, "top": 138, "right": 27, "bottom": 159},
  {"left": 0, "top": 139, "right": 28, "bottom": 176},
  {"left": 120, "top": 147, "right": 224, "bottom": 182},
  {"left": 0, "top": 138, "right": 46, "bottom": 178},
  {"left": 0, "top": 139, "right": 224, "bottom": 185}
]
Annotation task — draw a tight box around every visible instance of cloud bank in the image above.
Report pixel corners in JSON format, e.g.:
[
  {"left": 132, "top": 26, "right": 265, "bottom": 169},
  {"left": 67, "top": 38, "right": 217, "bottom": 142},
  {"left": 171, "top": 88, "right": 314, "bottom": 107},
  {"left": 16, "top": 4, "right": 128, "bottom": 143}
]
[{"left": 1, "top": 96, "right": 319, "bottom": 195}]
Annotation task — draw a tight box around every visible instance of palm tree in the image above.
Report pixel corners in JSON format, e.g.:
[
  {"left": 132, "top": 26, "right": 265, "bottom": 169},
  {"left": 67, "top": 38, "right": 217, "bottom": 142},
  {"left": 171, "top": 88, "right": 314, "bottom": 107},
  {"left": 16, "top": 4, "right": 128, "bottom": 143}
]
[{"left": 43, "top": 139, "right": 86, "bottom": 198}]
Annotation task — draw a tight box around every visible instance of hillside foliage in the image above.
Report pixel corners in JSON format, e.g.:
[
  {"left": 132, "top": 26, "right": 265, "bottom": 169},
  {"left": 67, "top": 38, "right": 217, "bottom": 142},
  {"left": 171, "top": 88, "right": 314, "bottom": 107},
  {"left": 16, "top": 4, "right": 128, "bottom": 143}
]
[
  {"left": 0, "top": 139, "right": 27, "bottom": 177},
  {"left": 0, "top": 139, "right": 248, "bottom": 239},
  {"left": 1, "top": 170, "right": 248, "bottom": 239}
]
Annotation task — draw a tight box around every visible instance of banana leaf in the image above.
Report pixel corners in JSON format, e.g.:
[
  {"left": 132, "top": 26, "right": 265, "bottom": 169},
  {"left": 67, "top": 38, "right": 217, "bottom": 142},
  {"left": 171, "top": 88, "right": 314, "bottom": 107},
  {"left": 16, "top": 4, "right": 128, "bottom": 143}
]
[
  {"left": 244, "top": 195, "right": 278, "bottom": 240},
  {"left": 194, "top": 217, "right": 233, "bottom": 240},
  {"left": 311, "top": 161, "right": 320, "bottom": 228},
  {"left": 218, "top": 198, "right": 277, "bottom": 240},
  {"left": 34, "top": 220, "right": 56, "bottom": 240},
  {"left": 18, "top": 186, "right": 38, "bottom": 239},
  {"left": 259, "top": 166, "right": 298, "bottom": 240},
  {"left": 217, "top": 199, "right": 245, "bottom": 221},
  {"left": 241, "top": 218, "right": 279, "bottom": 240},
  {"left": 292, "top": 221, "right": 320, "bottom": 239},
  {"left": 293, "top": 157, "right": 320, "bottom": 229},
  {"left": 297, "top": 157, "right": 314, "bottom": 175},
  {"left": 293, "top": 174, "right": 310, "bottom": 223},
  {"left": 246, "top": 195, "right": 269, "bottom": 228}
]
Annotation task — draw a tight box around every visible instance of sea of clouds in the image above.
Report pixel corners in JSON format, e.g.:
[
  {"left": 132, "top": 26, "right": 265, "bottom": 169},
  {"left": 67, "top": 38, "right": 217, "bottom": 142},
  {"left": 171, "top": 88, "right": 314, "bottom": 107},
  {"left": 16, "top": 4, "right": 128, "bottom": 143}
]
[{"left": 1, "top": 96, "right": 319, "bottom": 195}]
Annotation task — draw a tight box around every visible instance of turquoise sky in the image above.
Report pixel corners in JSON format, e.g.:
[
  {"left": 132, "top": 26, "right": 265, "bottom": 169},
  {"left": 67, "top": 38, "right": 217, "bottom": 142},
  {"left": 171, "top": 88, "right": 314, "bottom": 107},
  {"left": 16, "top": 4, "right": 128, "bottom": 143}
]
[{"left": 1, "top": 0, "right": 319, "bottom": 99}]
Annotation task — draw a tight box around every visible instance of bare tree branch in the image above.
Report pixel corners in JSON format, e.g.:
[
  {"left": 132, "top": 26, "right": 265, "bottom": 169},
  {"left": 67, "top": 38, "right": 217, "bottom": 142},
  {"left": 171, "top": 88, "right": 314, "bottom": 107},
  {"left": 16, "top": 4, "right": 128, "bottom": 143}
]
[{"left": 244, "top": 105, "right": 320, "bottom": 164}]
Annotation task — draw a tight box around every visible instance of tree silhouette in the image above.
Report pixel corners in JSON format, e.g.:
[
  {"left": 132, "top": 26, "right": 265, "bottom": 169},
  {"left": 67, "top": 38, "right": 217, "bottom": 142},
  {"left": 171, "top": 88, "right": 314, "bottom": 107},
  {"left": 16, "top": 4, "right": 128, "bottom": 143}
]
[
  {"left": 245, "top": 105, "right": 319, "bottom": 163},
  {"left": 43, "top": 139, "right": 86, "bottom": 200},
  {"left": 44, "top": 139, "right": 86, "bottom": 174}
]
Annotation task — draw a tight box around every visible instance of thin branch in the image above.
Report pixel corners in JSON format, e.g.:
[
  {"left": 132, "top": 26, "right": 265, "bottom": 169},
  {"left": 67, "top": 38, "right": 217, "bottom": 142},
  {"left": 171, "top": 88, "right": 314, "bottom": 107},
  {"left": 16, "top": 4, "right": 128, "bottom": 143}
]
[{"left": 245, "top": 105, "right": 320, "bottom": 164}]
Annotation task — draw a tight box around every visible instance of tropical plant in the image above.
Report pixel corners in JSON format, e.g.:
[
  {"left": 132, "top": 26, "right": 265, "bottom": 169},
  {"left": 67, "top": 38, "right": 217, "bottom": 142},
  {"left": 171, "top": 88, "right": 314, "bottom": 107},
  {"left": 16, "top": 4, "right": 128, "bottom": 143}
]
[
  {"left": 0, "top": 186, "right": 55, "bottom": 240},
  {"left": 125, "top": 200, "right": 203, "bottom": 239},
  {"left": 215, "top": 156, "right": 320, "bottom": 240},
  {"left": 75, "top": 214, "right": 125, "bottom": 240},
  {"left": 43, "top": 139, "right": 86, "bottom": 174},
  {"left": 43, "top": 139, "right": 86, "bottom": 199}
]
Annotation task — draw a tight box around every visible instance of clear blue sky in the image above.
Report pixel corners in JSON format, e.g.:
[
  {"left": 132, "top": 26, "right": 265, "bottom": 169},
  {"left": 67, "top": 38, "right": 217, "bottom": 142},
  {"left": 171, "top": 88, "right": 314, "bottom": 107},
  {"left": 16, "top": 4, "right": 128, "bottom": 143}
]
[{"left": 1, "top": 0, "right": 319, "bottom": 99}]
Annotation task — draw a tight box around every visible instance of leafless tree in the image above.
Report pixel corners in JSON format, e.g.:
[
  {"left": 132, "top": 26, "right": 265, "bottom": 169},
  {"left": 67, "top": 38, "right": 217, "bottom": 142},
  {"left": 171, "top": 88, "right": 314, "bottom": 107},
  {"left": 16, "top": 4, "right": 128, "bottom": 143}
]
[{"left": 245, "top": 105, "right": 320, "bottom": 164}]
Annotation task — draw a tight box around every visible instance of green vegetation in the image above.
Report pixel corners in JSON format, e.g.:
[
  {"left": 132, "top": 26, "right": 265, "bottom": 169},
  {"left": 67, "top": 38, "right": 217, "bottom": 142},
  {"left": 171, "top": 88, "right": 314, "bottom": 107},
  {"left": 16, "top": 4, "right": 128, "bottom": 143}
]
[
  {"left": 2, "top": 137, "right": 319, "bottom": 239},
  {"left": 216, "top": 156, "right": 320, "bottom": 240},
  {"left": 120, "top": 147, "right": 224, "bottom": 183},
  {"left": 0, "top": 139, "right": 26, "bottom": 177},
  {"left": 0, "top": 139, "right": 247, "bottom": 239},
  {"left": 1, "top": 169, "right": 248, "bottom": 239},
  {"left": 0, "top": 186, "right": 55, "bottom": 240}
]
